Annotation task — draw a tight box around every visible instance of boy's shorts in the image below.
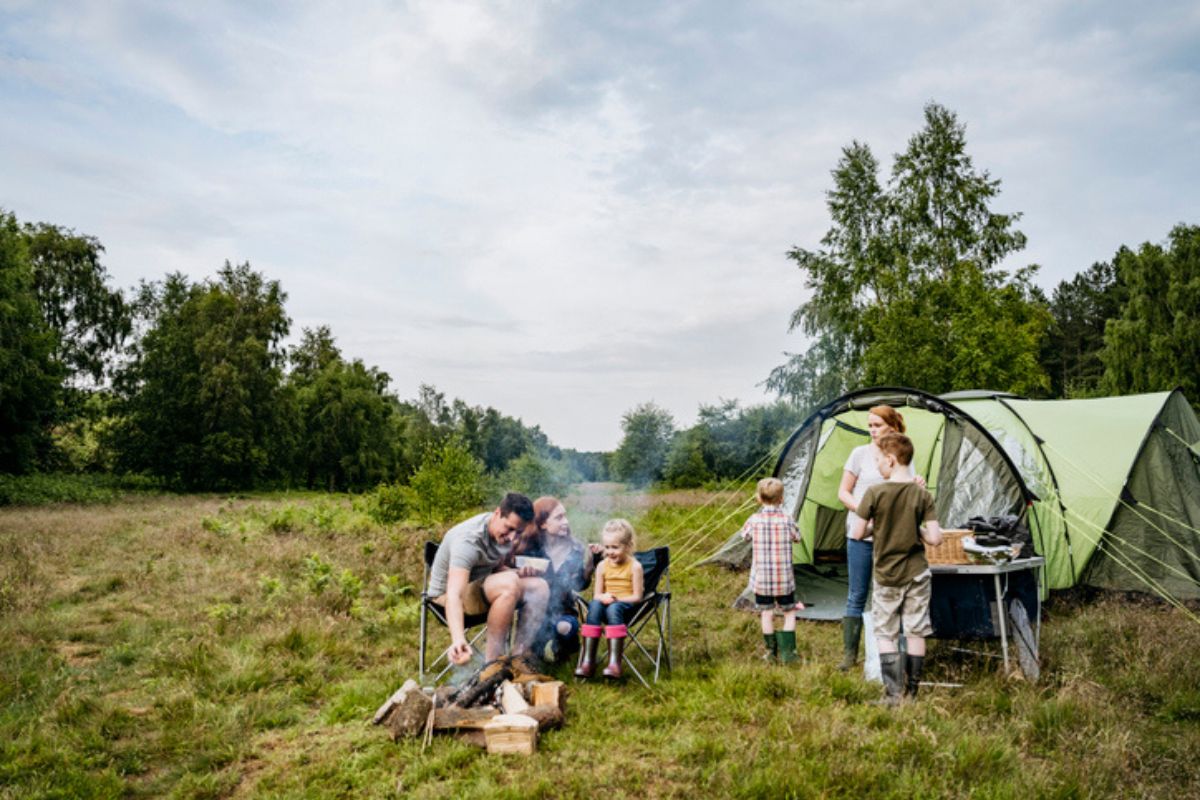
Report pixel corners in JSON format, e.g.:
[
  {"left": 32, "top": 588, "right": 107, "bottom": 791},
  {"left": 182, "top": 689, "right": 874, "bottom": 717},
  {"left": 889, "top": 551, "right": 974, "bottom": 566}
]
[
  {"left": 871, "top": 570, "right": 933, "bottom": 639},
  {"left": 754, "top": 591, "right": 797, "bottom": 612}
]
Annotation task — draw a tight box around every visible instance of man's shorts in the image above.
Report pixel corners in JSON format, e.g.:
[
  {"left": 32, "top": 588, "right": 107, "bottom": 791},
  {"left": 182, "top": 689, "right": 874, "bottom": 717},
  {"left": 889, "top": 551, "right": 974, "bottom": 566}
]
[
  {"left": 871, "top": 570, "right": 933, "bottom": 639},
  {"left": 434, "top": 576, "right": 490, "bottom": 617},
  {"left": 754, "top": 591, "right": 797, "bottom": 612}
]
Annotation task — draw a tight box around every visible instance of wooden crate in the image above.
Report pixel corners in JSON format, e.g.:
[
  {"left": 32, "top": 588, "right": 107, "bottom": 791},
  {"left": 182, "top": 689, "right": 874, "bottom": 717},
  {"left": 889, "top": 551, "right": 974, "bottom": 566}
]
[{"left": 925, "top": 529, "right": 970, "bottom": 565}]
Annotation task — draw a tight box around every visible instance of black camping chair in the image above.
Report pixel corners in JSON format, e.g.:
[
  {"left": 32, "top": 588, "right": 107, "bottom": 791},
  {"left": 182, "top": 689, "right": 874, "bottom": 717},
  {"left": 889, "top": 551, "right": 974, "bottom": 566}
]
[
  {"left": 576, "top": 546, "right": 672, "bottom": 687},
  {"left": 418, "top": 541, "right": 490, "bottom": 685}
]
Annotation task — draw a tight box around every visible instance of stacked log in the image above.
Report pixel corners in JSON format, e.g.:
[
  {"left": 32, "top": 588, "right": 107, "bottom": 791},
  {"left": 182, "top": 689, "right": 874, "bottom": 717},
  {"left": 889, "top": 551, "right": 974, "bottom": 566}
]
[{"left": 373, "top": 656, "right": 567, "bottom": 755}]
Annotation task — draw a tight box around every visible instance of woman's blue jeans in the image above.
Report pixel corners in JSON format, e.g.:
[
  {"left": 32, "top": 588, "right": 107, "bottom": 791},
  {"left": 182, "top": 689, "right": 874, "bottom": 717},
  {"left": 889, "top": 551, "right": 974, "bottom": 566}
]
[
  {"left": 845, "top": 538, "right": 874, "bottom": 617},
  {"left": 586, "top": 599, "right": 633, "bottom": 627}
]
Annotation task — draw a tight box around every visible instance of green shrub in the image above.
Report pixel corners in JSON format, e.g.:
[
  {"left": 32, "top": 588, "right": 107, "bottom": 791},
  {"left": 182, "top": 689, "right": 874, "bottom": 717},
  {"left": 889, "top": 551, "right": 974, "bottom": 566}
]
[
  {"left": 267, "top": 504, "right": 306, "bottom": 534},
  {"left": 500, "top": 451, "right": 575, "bottom": 498},
  {"left": 360, "top": 482, "right": 410, "bottom": 525},
  {"left": 301, "top": 552, "right": 333, "bottom": 594},
  {"left": 406, "top": 439, "right": 486, "bottom": 525},
  {"left": 377, "top": 574, "right": 413, "bottom": 608}
]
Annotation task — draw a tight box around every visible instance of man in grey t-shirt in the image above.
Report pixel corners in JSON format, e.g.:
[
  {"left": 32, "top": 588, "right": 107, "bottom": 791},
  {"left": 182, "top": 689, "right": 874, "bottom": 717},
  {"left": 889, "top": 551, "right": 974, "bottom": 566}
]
[{"left": 429, "top": 492, "right": 548, "bottom": 665}]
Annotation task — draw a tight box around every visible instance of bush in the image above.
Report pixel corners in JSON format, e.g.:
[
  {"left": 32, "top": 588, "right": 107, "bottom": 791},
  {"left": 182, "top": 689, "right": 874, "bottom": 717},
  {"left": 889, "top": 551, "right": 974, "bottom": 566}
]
[
  {"left": 0, "top": 472, "right": 160, "bottom": 506},
  {"left": 360, "top": 482, "right": 410, "bottom": 525},
  {"left": 500, "top": 451, "right": 575, "bottom": 499},
  {"left": 406, "top": 439, "right": 486, "bottom": 525}
]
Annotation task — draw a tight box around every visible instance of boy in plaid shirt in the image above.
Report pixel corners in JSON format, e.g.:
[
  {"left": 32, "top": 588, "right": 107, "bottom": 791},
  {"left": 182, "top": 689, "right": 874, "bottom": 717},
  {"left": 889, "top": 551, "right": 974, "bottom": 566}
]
[{"left": 739, "top": 478, "right": 805, "bottom": 663}]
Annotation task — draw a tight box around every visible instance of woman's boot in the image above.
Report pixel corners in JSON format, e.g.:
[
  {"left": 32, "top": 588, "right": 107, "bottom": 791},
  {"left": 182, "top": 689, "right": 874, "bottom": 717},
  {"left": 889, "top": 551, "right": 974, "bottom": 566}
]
[
  {"left": 839, "top": 616, "right": 863, "bottom": 671},
  {"left": 602, "top": 625, "right": 627, "bottom": 679},
  {"left": 574, "top": 624, "right": 601, "bottom": 678},
  {"left": 776, "top": 630, "right": 799, "bottom": 664}
]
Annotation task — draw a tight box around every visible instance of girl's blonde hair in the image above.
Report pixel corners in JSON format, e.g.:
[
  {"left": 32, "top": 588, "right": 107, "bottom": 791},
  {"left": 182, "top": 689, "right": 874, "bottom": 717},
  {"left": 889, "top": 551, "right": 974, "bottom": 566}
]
[{"left": 601, "top": 518, "right": 636, "bottom": 552}]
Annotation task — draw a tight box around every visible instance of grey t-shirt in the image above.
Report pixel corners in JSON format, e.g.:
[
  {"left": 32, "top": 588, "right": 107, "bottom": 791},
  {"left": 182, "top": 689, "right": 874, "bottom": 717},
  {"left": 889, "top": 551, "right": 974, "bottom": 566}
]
[{"left": 427, "top": 512, "right": 511, "bottom": 597}]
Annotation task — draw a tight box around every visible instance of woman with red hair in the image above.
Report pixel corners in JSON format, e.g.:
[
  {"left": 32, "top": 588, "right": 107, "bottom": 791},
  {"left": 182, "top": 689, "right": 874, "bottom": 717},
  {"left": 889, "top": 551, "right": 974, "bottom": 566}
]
[{"left": 510, "top": 496, "right": 601, "bottom": 664}]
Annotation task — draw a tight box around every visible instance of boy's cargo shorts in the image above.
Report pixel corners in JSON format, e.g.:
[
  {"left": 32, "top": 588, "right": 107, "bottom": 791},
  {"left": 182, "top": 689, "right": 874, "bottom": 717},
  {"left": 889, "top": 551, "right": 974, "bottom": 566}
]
[{"left": 871, "top": 570, "right": 933, "bottom": 639}]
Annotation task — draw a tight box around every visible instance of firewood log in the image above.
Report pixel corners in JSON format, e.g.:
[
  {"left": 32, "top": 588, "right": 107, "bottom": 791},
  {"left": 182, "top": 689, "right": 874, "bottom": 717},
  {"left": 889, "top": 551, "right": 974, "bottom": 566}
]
[
  {"left": 500, "top": 681, "right": 530, "bottom": 714},
  {"left": 381, "top": 683, "right": 434, "bottom": 740},
  {"left": 523, "top": 704, "right": 565, "bottom": 731},
  {"left": 431, "top": 705, "right": 501, "bottom": 731}
]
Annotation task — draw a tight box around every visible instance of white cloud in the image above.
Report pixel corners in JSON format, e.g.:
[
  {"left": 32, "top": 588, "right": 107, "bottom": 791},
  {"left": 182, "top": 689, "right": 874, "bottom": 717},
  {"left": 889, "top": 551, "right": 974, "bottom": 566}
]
[{"left": 2, "top": 0, "right": 1198, "bottom": 449}]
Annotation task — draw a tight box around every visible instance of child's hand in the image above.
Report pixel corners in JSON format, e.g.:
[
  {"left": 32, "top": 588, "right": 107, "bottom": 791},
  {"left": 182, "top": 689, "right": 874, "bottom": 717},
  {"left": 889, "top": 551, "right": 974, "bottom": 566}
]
[
  {"left": 796, "top": 601, "right": 806, "bottom": 610},
  {"left": 588, "top": 543, "right": 603, "bottom": 556},
  {"left": 600, "top": 592, "right": 616, "bottom": 605}
]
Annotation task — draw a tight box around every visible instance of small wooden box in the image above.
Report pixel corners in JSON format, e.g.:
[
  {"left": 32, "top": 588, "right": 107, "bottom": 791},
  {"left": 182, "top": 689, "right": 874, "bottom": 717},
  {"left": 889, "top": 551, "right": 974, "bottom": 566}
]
[
  {"left": 483, "top": 713, "right": 539, "bottom": 755},
  {"left": 925, "top": 529, "right": 970, "bottom": 565}
]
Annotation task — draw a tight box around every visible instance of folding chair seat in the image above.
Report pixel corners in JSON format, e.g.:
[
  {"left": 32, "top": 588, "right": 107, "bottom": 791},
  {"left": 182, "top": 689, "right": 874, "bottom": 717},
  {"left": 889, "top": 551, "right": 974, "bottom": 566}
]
[
  {"left": 418, "top": 541, "right": 489, "bottom": 684},
  {"left": 577, "top": 546, "right": 672, "bottom": 687}
]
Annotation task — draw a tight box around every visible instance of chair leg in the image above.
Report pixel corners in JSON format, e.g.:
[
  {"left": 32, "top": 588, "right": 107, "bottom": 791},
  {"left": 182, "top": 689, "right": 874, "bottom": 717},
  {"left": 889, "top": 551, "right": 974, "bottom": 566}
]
[{"left": 419, "top": 604, "right": 428, "bottom": 684}]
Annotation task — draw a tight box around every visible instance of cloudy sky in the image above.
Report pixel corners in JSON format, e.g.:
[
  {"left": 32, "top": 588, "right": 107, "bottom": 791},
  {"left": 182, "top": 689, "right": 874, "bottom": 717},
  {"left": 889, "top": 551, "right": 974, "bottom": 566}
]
[{"left": 2, "top": 1, "right": 1198, "bottom": 450}]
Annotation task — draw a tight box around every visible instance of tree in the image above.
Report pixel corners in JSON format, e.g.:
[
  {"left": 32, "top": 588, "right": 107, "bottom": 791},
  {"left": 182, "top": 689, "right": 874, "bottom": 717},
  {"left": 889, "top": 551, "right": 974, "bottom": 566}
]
[
  {"left": 288, "top": 327, "right": 397, "bottom": 491},
  {"left": 501, "top": 450, "right": 575, "bottom": 498},
  {"left": 406, "top": 438, "right": 488, "bottom": 525},
  {"left": 612, "top": 402, "right": 674, "bottom": 487},
  {"left": 1101, "top": 224, "right": 1200, "bottom": 399},
  {"left": 0, "top": 212, "right": 62, "bottom": 472},
  {"left": 662, "top": 426, "right": 714, "bottom": 488},
  {"left": 1042, "top": 261, "right": 1125, "bottom": 397},
  {"left": 114, "top": 263, "right": 292, "bottom": 489},
  {"left": 23, "top": 222, "right": 129, "bottom": 386},
  {"left": 772, "top": 103, "right": 1049, "bottom": 402}
]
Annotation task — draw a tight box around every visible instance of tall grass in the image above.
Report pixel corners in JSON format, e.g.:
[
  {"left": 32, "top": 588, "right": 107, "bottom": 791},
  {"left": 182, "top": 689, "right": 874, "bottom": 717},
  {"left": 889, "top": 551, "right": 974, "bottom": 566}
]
[{"left": 2, "top": 489, "right": 1198, "bottom": 798}]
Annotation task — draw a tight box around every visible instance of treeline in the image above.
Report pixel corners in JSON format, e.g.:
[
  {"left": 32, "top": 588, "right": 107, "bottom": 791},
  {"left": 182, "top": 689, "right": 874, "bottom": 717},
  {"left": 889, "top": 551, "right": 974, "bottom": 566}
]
[
  {"left": 765, "top": 102, "right": 1200, "bottom": 413},
  {"left": 0, "top": 211, "right": 604, "bottom": 497},
  {"left": 602, "top": 399, "right": 803, "bottom": 489}
]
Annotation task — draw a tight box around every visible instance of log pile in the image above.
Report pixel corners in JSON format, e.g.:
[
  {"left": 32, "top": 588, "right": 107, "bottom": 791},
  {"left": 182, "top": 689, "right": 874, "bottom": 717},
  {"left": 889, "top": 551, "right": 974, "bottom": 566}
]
[{"left": 373, "top": 656, "right": 567, "bottom": 755}]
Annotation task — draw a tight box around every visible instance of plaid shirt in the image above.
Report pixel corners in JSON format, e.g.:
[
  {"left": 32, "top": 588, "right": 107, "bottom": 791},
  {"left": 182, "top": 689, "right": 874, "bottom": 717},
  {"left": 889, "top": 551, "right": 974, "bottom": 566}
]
[{"left": 741, "top": 505, "right": 800, "bottom": 596}]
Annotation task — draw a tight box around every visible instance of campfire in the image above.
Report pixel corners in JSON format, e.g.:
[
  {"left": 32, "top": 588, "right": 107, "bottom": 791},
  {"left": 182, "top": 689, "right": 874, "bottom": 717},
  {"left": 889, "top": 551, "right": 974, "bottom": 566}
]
[{"left": 373, "top": 655, "right": 567, "bottom": 755}]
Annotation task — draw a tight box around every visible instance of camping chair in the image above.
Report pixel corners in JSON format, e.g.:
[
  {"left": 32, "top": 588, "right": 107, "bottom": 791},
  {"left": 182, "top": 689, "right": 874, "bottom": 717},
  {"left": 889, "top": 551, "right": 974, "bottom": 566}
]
[
  {"left": 418, "top": 541, "right": 490, "bottom": 685},
  {"left": 577, "top": 546, "right": 672, "bottom": 688}
]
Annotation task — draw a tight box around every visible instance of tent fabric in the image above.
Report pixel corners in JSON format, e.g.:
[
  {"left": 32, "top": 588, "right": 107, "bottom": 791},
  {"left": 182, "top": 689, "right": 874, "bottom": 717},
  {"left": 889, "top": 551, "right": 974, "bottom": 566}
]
[{"left": 704, "top": 386, "right": 1200, "bottom": 602}]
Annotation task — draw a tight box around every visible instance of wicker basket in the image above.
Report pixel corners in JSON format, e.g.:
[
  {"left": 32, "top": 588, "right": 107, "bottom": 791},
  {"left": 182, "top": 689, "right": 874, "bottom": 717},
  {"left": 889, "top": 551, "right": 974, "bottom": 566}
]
[{"left": 924, "top": 529, "right": 971, "bottom": 565}]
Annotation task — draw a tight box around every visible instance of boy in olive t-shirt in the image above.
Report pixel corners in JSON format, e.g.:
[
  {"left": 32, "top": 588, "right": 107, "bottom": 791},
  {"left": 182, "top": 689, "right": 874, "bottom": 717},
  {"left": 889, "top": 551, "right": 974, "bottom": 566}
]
[{"left": 850, "top": 433, "right": 942, "bottom": 703}]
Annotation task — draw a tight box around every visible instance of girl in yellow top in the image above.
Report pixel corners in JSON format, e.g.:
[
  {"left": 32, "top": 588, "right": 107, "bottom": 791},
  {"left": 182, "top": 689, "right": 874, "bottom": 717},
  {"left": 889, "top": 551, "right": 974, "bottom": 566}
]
[{"left": 575, "top": 519, "right": 644, "bottom": 680}]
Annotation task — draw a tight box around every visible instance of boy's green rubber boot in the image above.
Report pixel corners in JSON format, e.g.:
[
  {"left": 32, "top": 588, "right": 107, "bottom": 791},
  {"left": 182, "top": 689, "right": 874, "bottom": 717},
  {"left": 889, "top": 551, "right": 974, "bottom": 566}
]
[
  {"left": 762, "top": 633, "right": 778, "bottom": 662},
  {"left": 776, "top": 630, "right": 799, "bottom": 664}
]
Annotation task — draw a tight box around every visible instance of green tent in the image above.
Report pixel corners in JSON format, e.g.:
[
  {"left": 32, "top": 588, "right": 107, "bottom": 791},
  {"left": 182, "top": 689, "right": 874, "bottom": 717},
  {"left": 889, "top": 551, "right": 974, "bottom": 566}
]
[{"left": 703, "top": 387, "right": 1200, "bottom": 601}]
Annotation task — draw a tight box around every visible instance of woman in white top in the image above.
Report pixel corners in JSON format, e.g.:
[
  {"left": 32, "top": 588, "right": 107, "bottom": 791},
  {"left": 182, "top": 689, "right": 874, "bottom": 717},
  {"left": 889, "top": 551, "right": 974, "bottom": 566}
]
[{"left": 836, "top": 404, "right": 923, "bottom": 671}]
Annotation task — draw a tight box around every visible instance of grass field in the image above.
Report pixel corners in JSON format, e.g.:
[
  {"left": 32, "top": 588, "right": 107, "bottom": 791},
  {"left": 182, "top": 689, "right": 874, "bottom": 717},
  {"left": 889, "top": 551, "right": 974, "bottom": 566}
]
[{"left": 3, "top": 486, "right": 1199, "bottom": 799}]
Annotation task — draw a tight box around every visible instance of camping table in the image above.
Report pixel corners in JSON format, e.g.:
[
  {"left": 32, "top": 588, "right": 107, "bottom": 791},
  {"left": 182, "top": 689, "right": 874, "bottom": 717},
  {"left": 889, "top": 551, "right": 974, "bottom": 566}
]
[{"left": 929, "top": 557, "right": 1045, "bottom": 675}]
